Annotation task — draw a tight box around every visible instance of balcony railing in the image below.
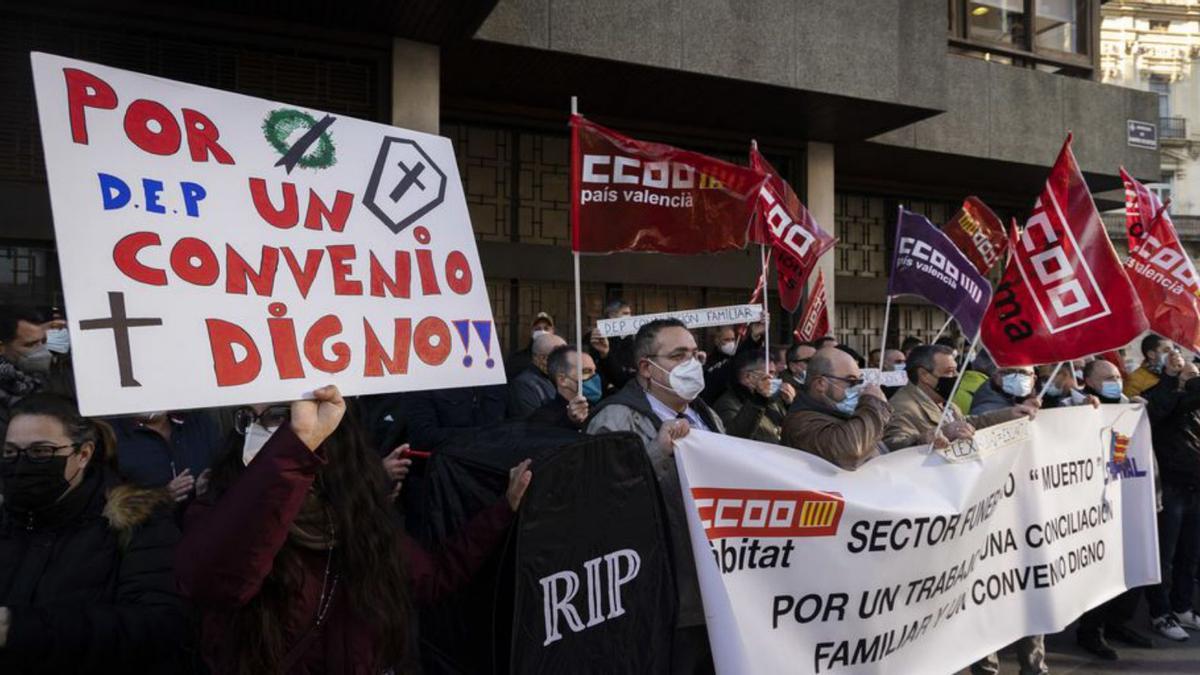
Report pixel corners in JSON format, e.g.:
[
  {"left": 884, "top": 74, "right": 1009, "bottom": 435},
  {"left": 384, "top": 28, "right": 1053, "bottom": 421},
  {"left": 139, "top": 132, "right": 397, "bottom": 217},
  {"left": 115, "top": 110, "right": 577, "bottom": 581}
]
[{"left": 1161, "top": 117, "right": 1187, "bottom": 140}]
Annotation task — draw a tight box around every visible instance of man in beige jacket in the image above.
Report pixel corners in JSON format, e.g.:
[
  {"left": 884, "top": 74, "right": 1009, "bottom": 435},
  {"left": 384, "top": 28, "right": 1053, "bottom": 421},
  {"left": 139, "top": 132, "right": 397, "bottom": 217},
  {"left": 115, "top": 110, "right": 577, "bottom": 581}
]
[{"left": 883, "top": 344, "right": 1036, "bottom": 452}]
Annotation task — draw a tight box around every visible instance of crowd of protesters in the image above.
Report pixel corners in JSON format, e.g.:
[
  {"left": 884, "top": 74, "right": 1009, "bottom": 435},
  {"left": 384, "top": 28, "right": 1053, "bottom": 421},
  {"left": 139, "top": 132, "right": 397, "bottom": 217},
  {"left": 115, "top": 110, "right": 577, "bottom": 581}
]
[{"left": 1, "top": 302, "right": 1199, "bottom": 673}]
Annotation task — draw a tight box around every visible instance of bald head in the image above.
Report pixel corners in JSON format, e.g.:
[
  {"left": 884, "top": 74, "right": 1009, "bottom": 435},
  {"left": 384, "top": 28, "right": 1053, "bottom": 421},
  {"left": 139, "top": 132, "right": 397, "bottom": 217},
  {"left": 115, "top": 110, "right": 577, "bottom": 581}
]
[
  {"left": 883, "top": 349, "right": 905, "bottom": 371},
  {"left": 532, "top": 333, "right": 567, "bottom": 374},
  {"left": 806, "top": 347, "right": 859, "bottom": 389},
  {"left": 1084, "top": 359, "right": 1120, "bottom": 393},
  {"left": 533, "top": 333, "right": 567, "bottom": 357}
]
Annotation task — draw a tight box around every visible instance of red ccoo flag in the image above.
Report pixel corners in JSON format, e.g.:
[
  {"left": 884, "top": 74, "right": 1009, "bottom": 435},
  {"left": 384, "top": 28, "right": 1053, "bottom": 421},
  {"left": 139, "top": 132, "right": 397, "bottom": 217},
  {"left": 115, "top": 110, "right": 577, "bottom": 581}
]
[
  {"left": 942, "top": 196, "right": 1007, "bottom": 275},
  {"left": 981, "top": 136, "right": 1148, "bottom": 366},
  {"left": 794, "top": 270, "right": 831, "bottom": 343},
  {"left": 1120, "top": 168, "right": 1200, "bottom": 354},
  {"left": 570, "top": 115, "right": 768, "bottom": 254},
  {"left": 749, "top": 146, "right": 837, "bottom": 311}
]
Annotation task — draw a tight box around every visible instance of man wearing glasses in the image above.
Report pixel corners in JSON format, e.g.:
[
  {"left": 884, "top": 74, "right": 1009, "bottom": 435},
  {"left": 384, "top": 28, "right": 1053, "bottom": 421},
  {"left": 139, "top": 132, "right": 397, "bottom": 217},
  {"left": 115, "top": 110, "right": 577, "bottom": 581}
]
[
  {"left": 782, "top": 342, "right": 816, "bottom": 390},
  {"left": 588, "top": 318, "right": 725, "bottom": 675},
  {"left": 782, "top": 347, "right": 891, "bottom": 470}
]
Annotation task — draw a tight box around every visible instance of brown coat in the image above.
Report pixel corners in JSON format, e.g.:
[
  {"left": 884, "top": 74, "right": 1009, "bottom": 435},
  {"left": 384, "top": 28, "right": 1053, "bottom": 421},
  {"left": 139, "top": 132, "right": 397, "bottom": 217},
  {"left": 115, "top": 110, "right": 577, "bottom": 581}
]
[
  {"left": 782, "top": 392, "right": 892, "bottom": 470},
  {"left": 882, "top": 383, "right": 1019, "bottom": 451}
]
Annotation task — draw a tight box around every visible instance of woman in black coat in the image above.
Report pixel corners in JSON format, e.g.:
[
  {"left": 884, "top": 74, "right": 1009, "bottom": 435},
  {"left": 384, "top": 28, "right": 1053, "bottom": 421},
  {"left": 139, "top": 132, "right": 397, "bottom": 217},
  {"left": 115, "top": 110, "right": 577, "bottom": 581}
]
[{"left": 0, "top": 394, "right": 189, "bottom": 673}]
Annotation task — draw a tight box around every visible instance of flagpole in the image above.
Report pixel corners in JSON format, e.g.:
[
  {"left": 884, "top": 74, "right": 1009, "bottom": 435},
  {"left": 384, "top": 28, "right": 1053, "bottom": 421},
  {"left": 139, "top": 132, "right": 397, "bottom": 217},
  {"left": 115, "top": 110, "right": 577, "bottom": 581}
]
[
  {"left": 931, "top": 315, "right": 953, "bottom": 343},
  {"left": 570, "top": 95, "right": 584, "bottom": 390},
  {"left": 877, "top": 295, "right": 893, "bottom": 369},
  {"left": 761, "top": 243, "right": 770, "bottom": 376},
  {"left": 1038, "top": 362, "right": 1065, "bottom": 399},
  {"left": 931, "top": 332, "right": 981, "bottom": 447}
]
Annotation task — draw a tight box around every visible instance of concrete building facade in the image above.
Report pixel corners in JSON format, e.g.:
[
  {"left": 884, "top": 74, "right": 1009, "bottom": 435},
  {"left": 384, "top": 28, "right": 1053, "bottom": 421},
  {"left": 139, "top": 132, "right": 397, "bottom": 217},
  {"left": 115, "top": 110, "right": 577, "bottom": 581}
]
[{"left": 1, "top": 0, "right": 1159, "bottom": 357}]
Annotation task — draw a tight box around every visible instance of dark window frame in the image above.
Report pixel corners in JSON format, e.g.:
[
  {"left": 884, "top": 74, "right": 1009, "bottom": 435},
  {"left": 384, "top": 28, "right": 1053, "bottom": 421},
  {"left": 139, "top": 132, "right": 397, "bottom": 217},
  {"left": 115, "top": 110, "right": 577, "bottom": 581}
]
[{"left": 948, "top": 0, "right": 1098, "bottom": 77}]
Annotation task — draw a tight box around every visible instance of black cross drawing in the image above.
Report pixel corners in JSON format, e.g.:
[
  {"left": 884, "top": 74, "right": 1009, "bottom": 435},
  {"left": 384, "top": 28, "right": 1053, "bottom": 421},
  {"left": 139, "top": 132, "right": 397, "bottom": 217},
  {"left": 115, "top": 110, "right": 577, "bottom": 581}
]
[
  {"left": 389, "top": 160, "right": 426, "bottom": 202},
  {"left": 78, "top": 291, "right": 163, "bottom": 387}
]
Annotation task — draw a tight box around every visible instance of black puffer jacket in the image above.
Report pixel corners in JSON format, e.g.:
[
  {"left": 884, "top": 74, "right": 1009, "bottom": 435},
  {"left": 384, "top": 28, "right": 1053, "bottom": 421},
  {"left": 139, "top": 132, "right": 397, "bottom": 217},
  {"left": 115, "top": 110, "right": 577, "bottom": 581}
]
[
  {"left": 1142, "top": 374, "right": 1200, "bottom": 489},
  {"left": 0, "top": 467, "right": 190, "bottom": 674}
]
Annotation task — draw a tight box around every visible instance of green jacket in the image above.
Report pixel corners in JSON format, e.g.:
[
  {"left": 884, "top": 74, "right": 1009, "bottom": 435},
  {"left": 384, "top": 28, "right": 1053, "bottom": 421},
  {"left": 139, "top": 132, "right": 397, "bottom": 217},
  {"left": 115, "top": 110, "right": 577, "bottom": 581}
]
[{"left": 952, "top": 370, "right": 989, "bottom": 414}]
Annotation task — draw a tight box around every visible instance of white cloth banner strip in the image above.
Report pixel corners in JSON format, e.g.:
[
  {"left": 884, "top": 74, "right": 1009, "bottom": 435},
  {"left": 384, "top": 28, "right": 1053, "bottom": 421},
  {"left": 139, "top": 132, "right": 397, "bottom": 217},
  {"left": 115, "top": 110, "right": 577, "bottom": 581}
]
[
  {"left": 675, "top": 405, "right": 1159, "bottom": 675},
  {"left": 594, "top": 304, "right": 763, "bottom": 338},
  {"left": 860, "top": 368, "right": 908, "bottom": 388}
]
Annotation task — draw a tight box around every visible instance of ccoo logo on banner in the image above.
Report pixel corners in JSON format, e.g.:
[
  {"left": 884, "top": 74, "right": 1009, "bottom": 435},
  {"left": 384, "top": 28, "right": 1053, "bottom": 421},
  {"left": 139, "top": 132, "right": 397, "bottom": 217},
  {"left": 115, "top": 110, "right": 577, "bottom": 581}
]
[{"left": 675, "top": 406, "right": 1159, "bottom": 675}]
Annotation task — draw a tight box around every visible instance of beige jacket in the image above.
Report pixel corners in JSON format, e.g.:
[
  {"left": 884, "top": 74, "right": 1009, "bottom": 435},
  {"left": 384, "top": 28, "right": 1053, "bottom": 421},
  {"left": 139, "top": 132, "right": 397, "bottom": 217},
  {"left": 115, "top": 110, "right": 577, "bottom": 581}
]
[{"left": 882, "top": 383, "right": 1019, "bottom": 451}]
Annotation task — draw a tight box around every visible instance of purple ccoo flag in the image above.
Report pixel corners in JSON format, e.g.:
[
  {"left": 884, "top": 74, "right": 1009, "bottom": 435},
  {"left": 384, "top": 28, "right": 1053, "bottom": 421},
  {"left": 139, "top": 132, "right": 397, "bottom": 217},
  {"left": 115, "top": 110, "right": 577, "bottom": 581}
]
[{"left": 887, "top": 208, "right": 993, "bottom": 337}]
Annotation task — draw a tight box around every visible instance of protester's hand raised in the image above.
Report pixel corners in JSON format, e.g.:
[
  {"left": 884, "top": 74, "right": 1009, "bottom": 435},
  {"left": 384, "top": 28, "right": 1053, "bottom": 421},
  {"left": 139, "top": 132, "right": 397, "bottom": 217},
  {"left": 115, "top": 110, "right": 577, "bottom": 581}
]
[
  {"left": 1166, "top": 351, "right": 1186, "bottom": 377},
  {"left": 167, "top": 469, "right": 195, "bottom": 502},
  {"left": 657, "top": 418, "right": 690, "bottom": 457},
  {"left": 195, "top": 468, "right": 212, "bottom": 497},
  {"left": 567, "top": 397, "right": 589, "bottom": 425},
  {"left": 778, "top": 382, "right": 796, "bottom": 405},
  {"left": 507, "top": 459, "right": 533, "bottom": 511},
  {"left": 291, "top": 385, "right": 346, "bottom": 451},
  {"left": 590, "top": 332, "right": 610, "bottom": 358},
  {"left": 382, "top": 446, "right": 413, "bottom": 482}
]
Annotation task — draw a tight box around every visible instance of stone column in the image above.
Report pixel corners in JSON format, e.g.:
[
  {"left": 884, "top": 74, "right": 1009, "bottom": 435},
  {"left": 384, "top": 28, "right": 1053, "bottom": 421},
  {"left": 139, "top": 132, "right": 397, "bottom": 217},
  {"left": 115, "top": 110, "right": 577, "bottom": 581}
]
[
  {"left": 806, "top": 141, "right": 836, "bottom": 323},
  {"left": 391, "top": 38, "right": 439, "bottom": 134}
]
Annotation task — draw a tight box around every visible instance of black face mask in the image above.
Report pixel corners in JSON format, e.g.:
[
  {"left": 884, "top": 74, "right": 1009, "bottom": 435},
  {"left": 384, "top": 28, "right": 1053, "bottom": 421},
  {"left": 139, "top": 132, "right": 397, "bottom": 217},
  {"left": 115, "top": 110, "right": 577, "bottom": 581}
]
[
  {"left": 935, "top": 375, "right": 958, "bottom": 401},
  {"left": 0, "top": 455, "right": 74, "bottom": 513}
]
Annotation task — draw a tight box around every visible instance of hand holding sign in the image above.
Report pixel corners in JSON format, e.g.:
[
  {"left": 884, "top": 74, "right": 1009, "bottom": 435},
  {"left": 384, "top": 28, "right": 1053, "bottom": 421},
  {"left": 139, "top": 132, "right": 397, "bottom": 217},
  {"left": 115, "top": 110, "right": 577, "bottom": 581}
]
[{"left": 290, "top": 385, "right": 346, "bottom": 451}]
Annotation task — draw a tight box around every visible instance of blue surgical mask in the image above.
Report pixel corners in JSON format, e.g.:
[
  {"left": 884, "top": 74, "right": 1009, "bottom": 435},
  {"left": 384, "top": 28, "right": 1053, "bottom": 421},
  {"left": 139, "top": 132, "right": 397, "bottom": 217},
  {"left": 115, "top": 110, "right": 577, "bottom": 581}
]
[
  {"left": 582, "top": 375, "right": 603, "bottom": 404},
  {"left": 768, "top": 378, "right": 782, "bottom": 397},
  {"left": 46, "top": 328, "right": 70, "bottom": 355},
  {"left": 1101, "top": 381, "right": 1123, "bottom": 401},
  {"left": 835, "top": 384, "right": 862, "bottom": 415},
  {"left": 1001, "top": 373, "right": 1035, "bottom": 398}
]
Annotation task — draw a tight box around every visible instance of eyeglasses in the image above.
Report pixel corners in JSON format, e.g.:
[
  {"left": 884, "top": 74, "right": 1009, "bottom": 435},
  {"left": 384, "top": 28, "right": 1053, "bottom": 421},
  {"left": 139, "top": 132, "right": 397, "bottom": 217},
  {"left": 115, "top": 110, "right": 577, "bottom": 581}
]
[
  {"left": 824, "top": 375, "right": 864, "bottom": 388},
  {"left": 788, "top": 358, "right": 811, "bottom": 365},
  {"left": 2, "top": 442, "right": 81, "bottom": 464},
  {"left": 649, "top": 349, "right": 701, "bottom": 364},
  {"left": 234, "top": 405, "right": 291, "bottom": 435}
]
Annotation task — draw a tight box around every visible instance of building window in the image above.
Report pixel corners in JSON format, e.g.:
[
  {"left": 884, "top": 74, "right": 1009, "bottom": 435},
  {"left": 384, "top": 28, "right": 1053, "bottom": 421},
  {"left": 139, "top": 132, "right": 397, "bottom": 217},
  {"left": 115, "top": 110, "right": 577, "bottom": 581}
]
[
  {"left": 1149, "top": 75, "right": 1171, "bottom": 118},
  {"left": 967, "top": 1, "right": 1026, "bottom": 46},
  {"left": 1035, "top": 0, "right": 1086, "bottom": 55},
  {"left": 950, "top": 0, "right": 1093, "bottom": 75}
]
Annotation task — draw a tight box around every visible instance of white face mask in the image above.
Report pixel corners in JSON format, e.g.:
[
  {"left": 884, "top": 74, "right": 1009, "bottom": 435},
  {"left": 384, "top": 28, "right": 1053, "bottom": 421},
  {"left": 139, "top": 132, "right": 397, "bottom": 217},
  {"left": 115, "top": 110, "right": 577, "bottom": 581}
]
[
  {"left": 1073, "top": 369, "right": 1085, "bottom": 381},
  {"left": 46, "top": 328, "right": 70, "bottom": 355},
  {"left": 893, "top": 363, "right": 907, "bottom": 372},
  {"left": 242, "top": 424, "right": 279, "bottom": 465},
  {"left": 718, "top": 341, "right": 737, "bottom": 357},
  {"left": 649, "top": 357, "right": 706, "bottom": 402},
  {"left": 531, "top": 329, "right": 550, "bottom": 341}
]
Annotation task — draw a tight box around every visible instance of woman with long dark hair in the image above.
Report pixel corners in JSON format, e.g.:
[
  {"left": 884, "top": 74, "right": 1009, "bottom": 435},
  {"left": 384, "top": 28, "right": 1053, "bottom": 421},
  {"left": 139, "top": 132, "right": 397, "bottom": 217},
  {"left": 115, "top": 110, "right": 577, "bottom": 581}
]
[
  {"left": 0, "top": 394, "right": 188, "bottom": 673},
  {"left": 175, "top": 385, "right": 531, "bottom": 674}
]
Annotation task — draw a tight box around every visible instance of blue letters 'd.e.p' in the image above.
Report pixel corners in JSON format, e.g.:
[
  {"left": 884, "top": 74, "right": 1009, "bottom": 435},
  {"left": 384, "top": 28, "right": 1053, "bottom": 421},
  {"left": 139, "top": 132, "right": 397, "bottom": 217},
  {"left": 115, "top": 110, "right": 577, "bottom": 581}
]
[{"left": 98, "top": 173, "right": 130, "bottom": 210}]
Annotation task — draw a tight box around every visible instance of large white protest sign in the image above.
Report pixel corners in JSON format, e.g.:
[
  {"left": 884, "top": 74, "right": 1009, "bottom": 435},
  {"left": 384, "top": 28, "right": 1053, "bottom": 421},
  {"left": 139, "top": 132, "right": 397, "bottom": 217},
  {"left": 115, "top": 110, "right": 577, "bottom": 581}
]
[
  {"left": 594, "top": 304, "right": 763, "bottom": 338},
  {"left": 31, "top": 53, "right": 503, "bottom": 416},
  {"left": 676, "top": 406, "right": 1158, "bottom": 674}
]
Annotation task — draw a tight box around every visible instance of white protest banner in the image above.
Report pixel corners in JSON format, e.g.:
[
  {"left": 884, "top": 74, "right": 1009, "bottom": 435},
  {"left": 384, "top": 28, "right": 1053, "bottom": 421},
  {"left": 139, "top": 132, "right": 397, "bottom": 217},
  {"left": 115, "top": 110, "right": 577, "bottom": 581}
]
[
  {"left": 675, "top": 405, "right": 1158, "bottom": 675},
  {"left": 594, "top": 304, "right": 763, "bottom": 338},
  {"left": 860, "top": 368, "right": 907, "bottom": 388},
  {"left": 31, "top": 53, "right": 503, "bottom": 416}
]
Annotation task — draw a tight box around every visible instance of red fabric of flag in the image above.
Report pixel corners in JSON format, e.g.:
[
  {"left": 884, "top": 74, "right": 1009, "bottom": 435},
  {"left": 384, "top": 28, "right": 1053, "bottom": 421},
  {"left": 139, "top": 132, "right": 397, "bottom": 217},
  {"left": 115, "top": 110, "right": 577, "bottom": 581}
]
[
  {"left": 749, "top": 147, "right": 837, "bottom": 311},
  {"left": 570, "top": 115, "right": 767, "bottom": 254},
  {"left": 981, "top": 135, "right": 1148, "bottom": 366}
]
